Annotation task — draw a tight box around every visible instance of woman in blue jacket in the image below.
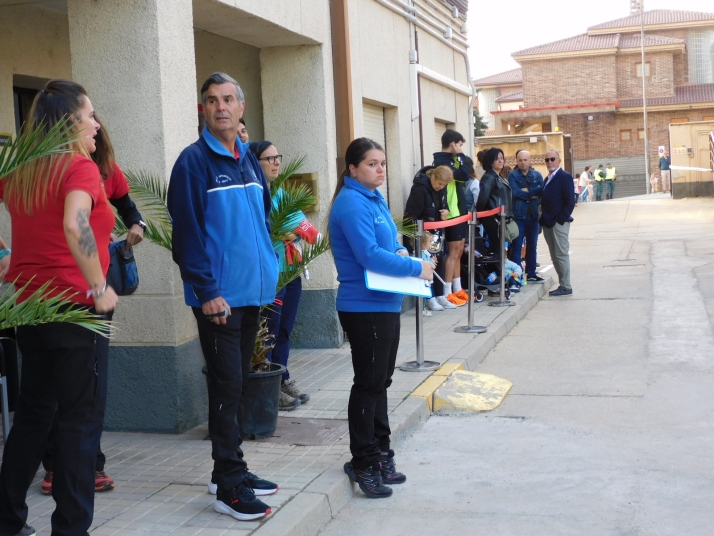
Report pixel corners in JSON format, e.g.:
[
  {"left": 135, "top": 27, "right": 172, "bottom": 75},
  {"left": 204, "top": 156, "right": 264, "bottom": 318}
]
[{"left": 328, "top": 138, "right": 434, "bottom": 499}]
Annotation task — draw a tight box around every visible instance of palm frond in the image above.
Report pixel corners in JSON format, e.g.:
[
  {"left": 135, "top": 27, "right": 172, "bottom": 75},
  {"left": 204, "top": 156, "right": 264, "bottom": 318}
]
[
  {"left": 394, "top": 216, "right": 417, "bottom": 238},
  {"left": 0, "top": 280, "right": 112, "bottom": 337},
  {"left": 270, "top": 155, "right": 307, "bottom": 195},
  {"left": 271, "top": 181, "right": 317, "bottom": 241},
  {"left": 276, "top": 237, "right": 331, "bottom": 292},
  {"left": 0, "top": 117, "right": 76, "bottom": 179}
]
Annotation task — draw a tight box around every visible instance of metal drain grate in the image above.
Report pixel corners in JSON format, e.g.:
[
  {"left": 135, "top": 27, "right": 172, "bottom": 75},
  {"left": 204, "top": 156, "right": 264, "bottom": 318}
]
[{"left": 254, "top": 418, "right": 349, "bottom": 446}]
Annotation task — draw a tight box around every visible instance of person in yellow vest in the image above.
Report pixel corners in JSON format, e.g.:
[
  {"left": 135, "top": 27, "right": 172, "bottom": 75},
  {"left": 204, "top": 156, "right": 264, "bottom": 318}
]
[
  {"left": 605, "top": 163, "right": 617, "bottom": 200},
  {"left": 594, "top": 164, "right": 605, "bottom": 201}
]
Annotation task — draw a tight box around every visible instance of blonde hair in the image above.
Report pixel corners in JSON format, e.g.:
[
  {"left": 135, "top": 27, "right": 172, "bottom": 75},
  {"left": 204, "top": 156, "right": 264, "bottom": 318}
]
[
  {"left": 421, "top": 231, "right": 434, "bottom": 250},
  {"left": 425, "top": 165, "right": 453, "bottom": 183},
  {"left": 3, "top": 79, "right": 90, "bottom": 215}
]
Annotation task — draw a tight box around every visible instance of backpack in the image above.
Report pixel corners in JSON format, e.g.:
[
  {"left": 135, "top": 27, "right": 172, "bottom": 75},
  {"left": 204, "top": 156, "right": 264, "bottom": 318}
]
[{"left": 107, "top": 240, "right": 139, "bottom": 295}]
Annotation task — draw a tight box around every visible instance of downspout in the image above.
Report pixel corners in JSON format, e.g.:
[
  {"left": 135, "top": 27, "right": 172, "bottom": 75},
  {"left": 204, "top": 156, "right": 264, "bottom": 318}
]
[
  {"left": 408, "top": 0, "right": 424, "bottom": 172},
  {"left": 330, "top": 0, "right": 355, "bottom": 176},
  {"left": 374, "top": 0, "right": 476, "bottom": 158}
]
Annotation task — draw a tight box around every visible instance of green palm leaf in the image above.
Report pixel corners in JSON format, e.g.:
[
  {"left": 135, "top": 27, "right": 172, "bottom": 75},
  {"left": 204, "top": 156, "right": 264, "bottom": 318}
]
[
  {"left": 270, "top": 155, "right": 307, "bottom": 195},
  {"left": 0, "top": 279, "right": 112, "bottom": 336},
  {"left": 0, "top": 117, "right": 76, "bottom": 179},
  {"left": 276, "top": 237, "right": 331, "bottom": 292}
]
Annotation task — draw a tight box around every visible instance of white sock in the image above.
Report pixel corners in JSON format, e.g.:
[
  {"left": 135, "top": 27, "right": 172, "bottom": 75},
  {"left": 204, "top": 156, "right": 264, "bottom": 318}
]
[
  {"left": 444, "top": 282, "right": 452, "bottom": 295},
  {"left": 452, "top": 278, "right": 462, "bottom": 292}
]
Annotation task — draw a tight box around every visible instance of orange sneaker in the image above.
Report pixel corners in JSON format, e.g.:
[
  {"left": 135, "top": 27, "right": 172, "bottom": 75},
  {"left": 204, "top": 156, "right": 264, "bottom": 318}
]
[
  {"left": 454, "top": 290, "right": 469, "bottom": 301},
  {"left": 41, "top": 471, "right": 53, "bottom": 495},
  {"left": 446, "top": 293, "right": 466, "bottom": 307},
  {"left": 95, "top": 471, "right": 115, "bottom": 492}
]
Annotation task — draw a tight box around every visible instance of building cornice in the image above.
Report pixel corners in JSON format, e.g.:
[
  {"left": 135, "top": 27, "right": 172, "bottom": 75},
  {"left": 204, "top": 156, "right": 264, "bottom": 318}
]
[{"left": 588, "top": 19, "right": 714, "bottom": 35}]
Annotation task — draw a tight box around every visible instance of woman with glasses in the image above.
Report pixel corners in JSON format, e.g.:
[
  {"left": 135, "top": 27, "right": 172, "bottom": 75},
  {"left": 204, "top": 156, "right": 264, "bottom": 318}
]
[
  {"left": 250, "top": 141, "right": 320, "bottom": 410},
  {"left": 0, "top": 79, "right": 118, "bottom": 536}
]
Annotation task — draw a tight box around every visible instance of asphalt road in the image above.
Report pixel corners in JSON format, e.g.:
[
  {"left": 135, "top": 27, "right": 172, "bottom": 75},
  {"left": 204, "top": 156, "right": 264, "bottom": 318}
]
[{"left": 319, "top": 195, "right": 714, "bottom": 536}]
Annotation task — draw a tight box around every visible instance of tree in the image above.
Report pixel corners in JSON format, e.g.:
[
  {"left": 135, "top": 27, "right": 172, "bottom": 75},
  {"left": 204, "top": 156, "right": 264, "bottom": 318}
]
[{"left": 473, "top": 110, "right": 489, "bottom": 137}]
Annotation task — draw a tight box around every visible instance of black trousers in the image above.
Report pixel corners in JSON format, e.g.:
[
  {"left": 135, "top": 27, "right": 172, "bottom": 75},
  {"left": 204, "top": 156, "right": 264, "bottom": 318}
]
[
  {"left": 338, "top": 311, "right": 400, "bottom": 470},
  {"left": 42, "top": 415, "right": 106, "bottom": 473},
  {"left": 192, "top": 306, "right": 259, "bottom": 493},
  {"left": 0, "top": 321, "right": 108, "bottom": 536}
]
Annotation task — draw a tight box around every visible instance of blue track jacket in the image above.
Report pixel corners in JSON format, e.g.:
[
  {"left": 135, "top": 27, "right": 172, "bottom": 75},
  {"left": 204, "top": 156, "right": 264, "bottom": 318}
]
[
  {"left": 167, "top": 128, "right": 278, "bottom": 308},
  {"left": 329, "top": 177, "right": 422, "bottom": 313}
]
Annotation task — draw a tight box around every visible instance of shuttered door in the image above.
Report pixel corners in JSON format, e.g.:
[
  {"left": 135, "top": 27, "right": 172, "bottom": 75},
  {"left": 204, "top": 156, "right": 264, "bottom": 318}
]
[
  {"left": 363, "top": 103, "right": 389, "bottom": 204},
  {"left": 435, "top": 120, "right": 449, "bottom": 154}
]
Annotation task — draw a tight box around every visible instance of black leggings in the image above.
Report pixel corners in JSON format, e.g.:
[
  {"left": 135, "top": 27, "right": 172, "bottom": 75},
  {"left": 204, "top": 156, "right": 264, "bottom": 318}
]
[{"left": 338, "top": 311, "right": 400, "bottom": 470}]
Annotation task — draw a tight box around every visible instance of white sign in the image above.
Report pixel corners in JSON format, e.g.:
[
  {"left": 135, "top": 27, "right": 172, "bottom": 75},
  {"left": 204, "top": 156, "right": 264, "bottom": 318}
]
[{"left": 658, "top": 145, "right": 666, "bottom": 156}]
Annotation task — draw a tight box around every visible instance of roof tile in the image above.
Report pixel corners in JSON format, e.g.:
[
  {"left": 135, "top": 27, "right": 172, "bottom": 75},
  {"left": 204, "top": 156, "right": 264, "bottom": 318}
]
[
  {"left": 588, "top": 9, "right": 714, "bottom": 31},
  {"left": 513, "top": 33, "right": 684, "bottom": 57},
  {"left": 496, "top": 90, "right": 523, "bottom": 103},
  {"left": 473, "top": 68, "right": 522, "bottom": 86}
]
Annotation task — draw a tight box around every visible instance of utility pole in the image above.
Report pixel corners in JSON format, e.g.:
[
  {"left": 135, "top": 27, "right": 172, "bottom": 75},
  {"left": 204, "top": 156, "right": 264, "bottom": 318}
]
[{"left": 632, "top": 0, "right": 651, "bottom": 193}]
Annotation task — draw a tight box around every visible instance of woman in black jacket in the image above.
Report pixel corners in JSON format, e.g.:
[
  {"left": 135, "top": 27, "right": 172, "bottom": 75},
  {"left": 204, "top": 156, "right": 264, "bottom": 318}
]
[
  {"left": 404, "top": 166, "right": 451, "bottom": 311},
  {"left": 476, "top": 148, "right": 513, "bottom": 253}
]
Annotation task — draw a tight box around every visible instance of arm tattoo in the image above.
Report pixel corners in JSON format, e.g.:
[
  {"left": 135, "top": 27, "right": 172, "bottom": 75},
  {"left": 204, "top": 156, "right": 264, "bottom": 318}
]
[{"left": 76, "top": 208, "right": 98, "bottom": 257}]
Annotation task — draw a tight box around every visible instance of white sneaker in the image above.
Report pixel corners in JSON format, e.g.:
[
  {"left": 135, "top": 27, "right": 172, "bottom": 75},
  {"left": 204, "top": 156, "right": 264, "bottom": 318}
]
[
  {"left": 426, "top": 297, "right": 443, "bottom": 311},
  {"left": 208, "top": 480, "right": 217, "bottom": 495},
  {"left": 422, "top": 308, "right": 432, "bottom": 317},
  {"left": 435, "top": 296, "right": 456, "bottom": 309}
]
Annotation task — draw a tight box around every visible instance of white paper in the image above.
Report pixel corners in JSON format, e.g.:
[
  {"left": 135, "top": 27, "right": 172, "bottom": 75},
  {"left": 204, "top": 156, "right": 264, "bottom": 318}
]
[{"left": 364, "top": 258, "right": 432, "bottom": 298}]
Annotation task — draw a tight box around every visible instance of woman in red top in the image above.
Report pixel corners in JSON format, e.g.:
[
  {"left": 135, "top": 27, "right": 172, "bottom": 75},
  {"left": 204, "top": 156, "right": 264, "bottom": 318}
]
[{"left": 0, "top": 79, "right": 118, "bottom": 536}]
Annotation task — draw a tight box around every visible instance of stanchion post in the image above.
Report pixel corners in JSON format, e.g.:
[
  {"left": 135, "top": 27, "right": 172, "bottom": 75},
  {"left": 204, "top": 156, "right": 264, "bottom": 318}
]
[
  {"left": 454, "top": 211, "right": 487, "bottom": 334},
  {"left": 400, "top": 220, "right": 440, "bottom": 371},
  {"left": 489, "top": 207, "right": 514, "bottom": 308}
]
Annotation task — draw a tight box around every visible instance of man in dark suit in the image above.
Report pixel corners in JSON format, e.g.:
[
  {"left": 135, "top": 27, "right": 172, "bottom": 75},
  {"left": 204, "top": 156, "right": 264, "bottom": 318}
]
[{"left": 540, "top": 150, "right": 575, "bottom": 296}]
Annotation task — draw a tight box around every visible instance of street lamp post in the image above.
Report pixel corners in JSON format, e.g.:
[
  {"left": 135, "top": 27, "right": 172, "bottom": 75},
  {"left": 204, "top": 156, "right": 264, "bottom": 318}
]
[{"left": 632, "top": 0, "right": 651, "bottom": 193}]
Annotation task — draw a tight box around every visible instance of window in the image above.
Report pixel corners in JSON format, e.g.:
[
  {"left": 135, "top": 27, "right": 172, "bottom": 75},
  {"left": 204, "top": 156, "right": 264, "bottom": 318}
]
[
  {"left": 688, "top": 29, "right": 714, "bottom": 84},
  {"left": 636, "top": 62, "right": 651, "bottom": 77},
  {"left": 619, "top": 129, "right": 632, "bottom": 142},
  {"left": 670, "top": 118, "right": 689, "bottom": 124},
  {"left": 637, "top": 128, "right": 646, "bottom": 141}
]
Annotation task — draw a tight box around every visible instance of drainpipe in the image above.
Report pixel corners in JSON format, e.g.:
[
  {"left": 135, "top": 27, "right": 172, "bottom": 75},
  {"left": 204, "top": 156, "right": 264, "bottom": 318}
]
[
  {"left": 374, "top": 0, "right": 476, "bottom": 158},
  {"left": 408, "top": 0, "right": 423, "bottom": 172},
  {"left": 330, "top": 0, "right": 355, "bottom": 176}
]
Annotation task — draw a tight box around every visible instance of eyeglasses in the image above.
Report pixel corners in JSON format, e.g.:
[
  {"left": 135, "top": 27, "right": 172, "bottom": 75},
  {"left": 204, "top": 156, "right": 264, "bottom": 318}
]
[
  {"left": 259, "top": 155, "right": 283, "bottom": 164},
  {"left": 544, "top": 157, "right": 558, "bottom": 163}
]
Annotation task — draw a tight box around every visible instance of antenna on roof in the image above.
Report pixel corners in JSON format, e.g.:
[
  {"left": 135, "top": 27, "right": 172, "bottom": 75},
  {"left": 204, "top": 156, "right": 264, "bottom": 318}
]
[{"left": 630, "top": 0, "right": 642, "bottom": 14}]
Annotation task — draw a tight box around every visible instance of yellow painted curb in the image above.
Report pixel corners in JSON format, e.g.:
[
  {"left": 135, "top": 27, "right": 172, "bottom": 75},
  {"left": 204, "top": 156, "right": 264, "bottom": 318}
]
[
  {"left": 432, "top": 370, "right": 512, "bottom": 414},
  {"left": 432, "top": 363, "right": 463, "bottom": 377},
  {"left": 410, "top": 375, "right": 448, "bottom": 411}
]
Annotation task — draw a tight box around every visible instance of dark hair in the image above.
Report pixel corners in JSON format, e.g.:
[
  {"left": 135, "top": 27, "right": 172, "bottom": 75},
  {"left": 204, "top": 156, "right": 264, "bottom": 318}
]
[
  {"left": 481, "top": 147, "right": 504, "bottom": 171},
  {"left": 239, "top": 117, "right": 246, "bottom": 126},
  {"left": 462, "top": 155, "right": 476, "bottom": 177},
  {"left": 441, "top": 129, "right": 465, "bottom": 148},
  {"left": 200, "top": 72, "right": 244, "bottom": 105},
  {"left": 330, "top": 137, "right": 383, "bottom": 206},
  {"left": 476, "top": 149, "right": 487, "bottom": 166},
  {"left": 576, "top": 173, "right": 581, "bottom": 178},
  {"left": 248, "top": 140, "right": 274, "bottom": 159},
  {"left": 92, "top": 113, "right": 117, "bottom": 180},
  {"left": 24, "top": 79, "right": 88, "bottom": 137},
  {"left": 584, "top": 166, "right": 590, "bottom": 172}
]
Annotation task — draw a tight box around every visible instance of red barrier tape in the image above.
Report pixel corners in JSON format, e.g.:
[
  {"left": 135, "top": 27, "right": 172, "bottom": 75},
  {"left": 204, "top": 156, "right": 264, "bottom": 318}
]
[{"left": 422, "top": 207, "right": 503, "bottom": 230}]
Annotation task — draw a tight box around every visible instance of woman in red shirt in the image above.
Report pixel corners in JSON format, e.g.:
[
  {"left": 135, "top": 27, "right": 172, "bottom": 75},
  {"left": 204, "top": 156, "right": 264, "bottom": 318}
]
[{"left": 0, "top": 79, "right": 118, "bottom": 536}]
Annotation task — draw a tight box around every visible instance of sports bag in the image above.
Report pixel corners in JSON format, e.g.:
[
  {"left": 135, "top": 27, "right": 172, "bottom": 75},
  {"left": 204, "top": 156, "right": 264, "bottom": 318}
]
[{"left": 107, "top": 240, "right": 139, "bottom": 295}]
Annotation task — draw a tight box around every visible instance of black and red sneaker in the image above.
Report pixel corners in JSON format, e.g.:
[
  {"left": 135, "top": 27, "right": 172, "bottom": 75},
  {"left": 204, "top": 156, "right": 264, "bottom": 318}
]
[
  {"left": 344, "top": 462, "right": 392, "bottom": 498},
  {"left": 214, "top": 483, "right": 272, "bottom": 521},
  {"left": 378, "top": 450, "right": 406, "bottom": 484}
]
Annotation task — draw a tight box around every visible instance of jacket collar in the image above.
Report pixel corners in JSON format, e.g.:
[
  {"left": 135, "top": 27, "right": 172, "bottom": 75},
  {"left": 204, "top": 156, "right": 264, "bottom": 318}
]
[
  {"left": 202, "top": 127, "right": 248, "bottom": 159},
  {"left": 344, "top": 177, "right": 384, "bottom": 201}
]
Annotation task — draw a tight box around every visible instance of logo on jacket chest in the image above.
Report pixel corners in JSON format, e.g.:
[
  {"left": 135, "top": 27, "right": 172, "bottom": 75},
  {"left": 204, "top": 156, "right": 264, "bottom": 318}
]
[{"left": 215, "top": 174, "right": 232, "bottom": 185}]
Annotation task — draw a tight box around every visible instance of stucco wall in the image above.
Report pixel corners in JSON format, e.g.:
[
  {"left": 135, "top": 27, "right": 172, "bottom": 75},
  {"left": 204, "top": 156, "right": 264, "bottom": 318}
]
[
  {"left": 194, "top": 31, "right": 264, "bottom": 141},
  {"left": 0, "top": 5, "right": 72, "bottom": 135}
]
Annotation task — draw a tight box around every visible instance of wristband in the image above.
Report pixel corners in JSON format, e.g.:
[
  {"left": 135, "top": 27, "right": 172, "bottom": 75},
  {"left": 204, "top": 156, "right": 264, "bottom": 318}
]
[
  {"left": 86, "top": 280, "right": 107, "bottom": 299},
  {"left": 0, "top": 248, "right": 11, "bottom": 260}
]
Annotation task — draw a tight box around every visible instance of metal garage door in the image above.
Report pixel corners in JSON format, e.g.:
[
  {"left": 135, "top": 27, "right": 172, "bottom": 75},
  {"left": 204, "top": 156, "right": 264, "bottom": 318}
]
[{"left": 363, "top": 102, "right": 389, "bottom": 204}]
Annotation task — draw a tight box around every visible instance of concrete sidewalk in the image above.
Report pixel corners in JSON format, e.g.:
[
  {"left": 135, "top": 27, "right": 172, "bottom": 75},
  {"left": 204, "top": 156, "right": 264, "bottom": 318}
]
[{"left": 2, "top": 279, "right": 551, "bottom": 536}]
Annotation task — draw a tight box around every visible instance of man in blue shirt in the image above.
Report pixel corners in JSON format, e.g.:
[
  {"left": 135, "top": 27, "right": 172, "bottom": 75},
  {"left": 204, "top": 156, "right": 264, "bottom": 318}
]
[
  {"left": 167, "top": 72, "right": 278, "bottom": 522},
  {"left": 659, "top": 150, "right": 671, "bottom": 193},
  {"left": 508, "top": 150, "right": 545, "bottom": 283}
]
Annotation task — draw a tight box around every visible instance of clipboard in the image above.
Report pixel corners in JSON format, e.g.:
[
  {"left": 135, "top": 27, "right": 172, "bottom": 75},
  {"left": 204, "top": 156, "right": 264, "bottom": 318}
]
[{"left": 364, "top": 258, "right": 432, "bottom": 298}]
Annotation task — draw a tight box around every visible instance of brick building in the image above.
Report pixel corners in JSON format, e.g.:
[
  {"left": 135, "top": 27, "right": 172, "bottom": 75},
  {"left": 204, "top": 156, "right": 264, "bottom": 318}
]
[{"left": 474, "top": 9, "right": 714, "bottom": 195}]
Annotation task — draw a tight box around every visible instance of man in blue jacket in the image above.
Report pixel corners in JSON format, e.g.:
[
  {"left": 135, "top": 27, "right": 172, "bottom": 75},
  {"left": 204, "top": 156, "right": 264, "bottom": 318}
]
[
  {"left": 508, "top": 150, "right": 545, "bottom": 284},
  {"left": 167, "top": 72, "right": 279, "bottom": 522},
  {"left": 540, "top": 150, "right": 575, "bottom": 297}
]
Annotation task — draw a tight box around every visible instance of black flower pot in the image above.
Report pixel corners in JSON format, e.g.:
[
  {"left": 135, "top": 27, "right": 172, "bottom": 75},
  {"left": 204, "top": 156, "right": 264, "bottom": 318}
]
[{"left": 241, "top": 363, "right": 286, "bottom": 440}]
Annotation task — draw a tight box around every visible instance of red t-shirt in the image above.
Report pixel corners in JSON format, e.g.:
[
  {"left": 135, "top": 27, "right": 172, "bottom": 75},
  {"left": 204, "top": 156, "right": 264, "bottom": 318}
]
[
  {"left": 103, "top": 163, "right": 130, "bottom": 200},
  {"left": 1, "top": 155, "right": 115, "bottom": 305}
]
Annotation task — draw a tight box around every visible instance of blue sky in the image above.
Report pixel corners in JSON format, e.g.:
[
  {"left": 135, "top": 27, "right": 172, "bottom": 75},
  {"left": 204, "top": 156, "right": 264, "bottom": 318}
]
[{"left": 468, "top": 0, "right": 714, "bottom": 80}]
